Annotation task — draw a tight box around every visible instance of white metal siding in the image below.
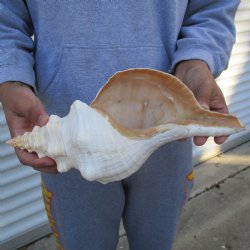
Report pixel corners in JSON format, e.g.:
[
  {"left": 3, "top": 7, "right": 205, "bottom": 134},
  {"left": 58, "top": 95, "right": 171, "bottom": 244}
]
[
  {"left": 0, "top": 103, "right": 51, "bottom": 250},
  {"left": 0, "top": 2, "right": 250, "bottom": 250}
]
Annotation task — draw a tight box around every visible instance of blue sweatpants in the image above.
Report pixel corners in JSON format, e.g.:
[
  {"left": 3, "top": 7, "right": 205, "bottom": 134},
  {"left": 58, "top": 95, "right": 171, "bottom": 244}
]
[{"left": 41, "top": 140, "right": 193, "bottom": 250}]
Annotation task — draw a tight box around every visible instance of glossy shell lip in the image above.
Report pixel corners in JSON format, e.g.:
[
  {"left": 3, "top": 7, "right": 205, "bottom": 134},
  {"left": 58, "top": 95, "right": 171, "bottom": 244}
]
[{"left": 91, "top": 68, "right": 245, "bottom": 139}]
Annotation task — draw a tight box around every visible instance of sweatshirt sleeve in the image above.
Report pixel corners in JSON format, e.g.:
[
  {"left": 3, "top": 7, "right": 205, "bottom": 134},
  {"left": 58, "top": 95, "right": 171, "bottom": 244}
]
[
  {"left": 0, "top": 1, "right": 36, "bottom": 90},
  {"left": 170, "top": 0, "right": 240, "bottom": 78}
]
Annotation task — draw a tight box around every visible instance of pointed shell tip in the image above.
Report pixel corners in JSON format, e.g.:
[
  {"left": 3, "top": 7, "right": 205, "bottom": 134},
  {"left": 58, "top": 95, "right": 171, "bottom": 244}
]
[{"left": 6, "top": 139, "right": 13, "bottom": 145}]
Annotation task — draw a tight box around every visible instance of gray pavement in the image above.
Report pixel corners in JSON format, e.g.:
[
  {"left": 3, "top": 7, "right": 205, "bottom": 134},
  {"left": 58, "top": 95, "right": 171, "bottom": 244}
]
[{"left": 20, "top": 141, "right": 250, "bottom": 250}]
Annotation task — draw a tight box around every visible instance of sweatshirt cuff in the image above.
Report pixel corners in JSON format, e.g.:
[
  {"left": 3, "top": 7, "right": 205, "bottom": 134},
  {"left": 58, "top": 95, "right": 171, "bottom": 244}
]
[
  {"left": 169, "top": 47, "right": 218, "bottom": 77},
  {"left": 0, "top": 64, "right": 37, "bottom": 94}
]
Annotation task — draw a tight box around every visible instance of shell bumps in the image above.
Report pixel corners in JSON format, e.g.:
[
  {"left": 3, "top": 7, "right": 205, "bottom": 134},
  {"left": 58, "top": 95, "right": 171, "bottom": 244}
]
[{"left": 7, "top": 69, "right": 244, "bottom": 183}]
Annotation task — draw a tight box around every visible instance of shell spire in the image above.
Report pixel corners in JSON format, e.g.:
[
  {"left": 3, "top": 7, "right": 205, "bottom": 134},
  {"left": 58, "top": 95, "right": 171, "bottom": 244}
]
[
  {"left": 7, "top": 114, "right": 66, "bottom": 158},
  {"left": 6, "top": 133, "right": 33, "bottom": 152},
  {"left": 6, "top": 124, "right": 49, "bottom": 156}
]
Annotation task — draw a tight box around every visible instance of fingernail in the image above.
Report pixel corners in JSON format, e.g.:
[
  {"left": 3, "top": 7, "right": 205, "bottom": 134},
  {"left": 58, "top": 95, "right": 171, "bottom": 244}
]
[{"left": 200, "top": 103, "right": 210, "bottom": 110}]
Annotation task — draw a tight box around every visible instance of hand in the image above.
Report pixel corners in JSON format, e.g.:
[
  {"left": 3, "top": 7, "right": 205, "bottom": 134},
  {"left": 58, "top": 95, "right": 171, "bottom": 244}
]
[
  {"left": 175, "top": 60, "right": 229, "bottom": 146},
  {"left": 0, "top": 82, "right": 57, "bottom": 173}
]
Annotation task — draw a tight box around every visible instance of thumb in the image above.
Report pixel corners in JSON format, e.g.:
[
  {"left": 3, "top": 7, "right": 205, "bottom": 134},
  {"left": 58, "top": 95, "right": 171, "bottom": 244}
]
[
  {"left": 193, "top": 87, "right": 211, "bottom": 146},
  {"left": 195, "top": 88, "right": 211, "bottom": 111},
  {"left": 37, "top": 114, "right": 49, "bottom": 127}
]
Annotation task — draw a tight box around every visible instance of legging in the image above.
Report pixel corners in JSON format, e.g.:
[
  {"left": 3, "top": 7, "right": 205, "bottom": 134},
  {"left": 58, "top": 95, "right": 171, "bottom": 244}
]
[{"left": 41, "top": 139, "right": 193, "bottom": 250}]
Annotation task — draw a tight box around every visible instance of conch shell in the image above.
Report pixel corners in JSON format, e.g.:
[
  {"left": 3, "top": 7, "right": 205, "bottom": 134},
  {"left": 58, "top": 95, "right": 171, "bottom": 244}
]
[{"left": 7, "top": 69, "right": 244, "bottom": 184}]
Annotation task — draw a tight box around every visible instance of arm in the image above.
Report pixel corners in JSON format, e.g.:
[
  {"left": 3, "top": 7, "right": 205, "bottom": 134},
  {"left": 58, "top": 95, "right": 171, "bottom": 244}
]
[
  {"left": 0, "top": 1, "right": 56, "bottom": 172},
  {"left": 173, "top": 1, "right": 240, "bottom": 145},
  {"left": 171, "top": 0, "right": 240, "bottom": 77},
  {"left": 0, "top": 1, "right": 36, "bottom": 89}
]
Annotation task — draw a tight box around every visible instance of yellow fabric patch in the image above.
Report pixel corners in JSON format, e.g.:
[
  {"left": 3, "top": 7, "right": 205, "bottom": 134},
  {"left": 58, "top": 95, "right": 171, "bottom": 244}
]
[
  {"left": 42, "top": 180, "right": 63, "bottom": 250},
  {"left": 186, "top": 170, "right": 194, "bottom": 181}
]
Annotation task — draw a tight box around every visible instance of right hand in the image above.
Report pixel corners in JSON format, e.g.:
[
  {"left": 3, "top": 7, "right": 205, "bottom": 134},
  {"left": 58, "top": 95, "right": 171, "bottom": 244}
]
[
  {"left": 0, "top": 82, "right": 57, "bottom": 173},
  {"left": 175, "top": 60, "right": 229, "bottom": 146}
]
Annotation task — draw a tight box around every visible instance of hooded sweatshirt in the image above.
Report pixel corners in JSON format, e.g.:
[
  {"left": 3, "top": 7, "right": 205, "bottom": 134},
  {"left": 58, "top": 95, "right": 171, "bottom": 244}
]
[{"left": 0, "top": 0, "right": 239, "bottom": 115}]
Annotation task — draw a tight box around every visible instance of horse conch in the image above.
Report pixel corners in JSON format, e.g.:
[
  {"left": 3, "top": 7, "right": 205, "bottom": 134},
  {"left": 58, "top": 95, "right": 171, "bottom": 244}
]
[{"left": 7, "top": 69, "right": 244, "bottom": 184}]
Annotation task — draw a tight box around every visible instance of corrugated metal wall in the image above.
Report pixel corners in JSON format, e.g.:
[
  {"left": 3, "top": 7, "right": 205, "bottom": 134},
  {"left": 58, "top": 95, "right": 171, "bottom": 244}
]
[
  {"left": 0, "top": 103, "right": 51, "bottom": 250},
  {"left": 0, "top": 1, "right": 250, "bottom": 249}
]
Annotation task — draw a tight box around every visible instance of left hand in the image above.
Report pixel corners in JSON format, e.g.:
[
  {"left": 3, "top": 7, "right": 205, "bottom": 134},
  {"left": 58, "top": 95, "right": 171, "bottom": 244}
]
[{"left": 175, "top": 59, "right": 229, "bottom": 146}]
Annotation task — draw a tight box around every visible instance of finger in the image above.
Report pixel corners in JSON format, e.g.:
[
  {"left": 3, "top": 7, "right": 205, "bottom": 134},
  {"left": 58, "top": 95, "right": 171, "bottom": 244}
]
[
  {"left": 16, "top": 149, "right": 56, "bottom": 169},
  {"left": 195, "top": 84, "right": 212, "bottom": 111},
  {"left": 214, "top": 135, "right": 228, "bottom": 145},
  {"left": 17, "top": 150, "right": 58, "bottom": 173},
  {"left": 193, "top": 136, "right": 208, "bottom": 146},
  {"left": 35, "top": 160, "right": 58, "bottom": 172},
  {"left": 210, "top": 85, "right": 229, "bottom": 114},
  {"left": 191, "top": 84, "right": 211, "bottom": 111},
  {"left": 37, "top": 114, "right": 49, "bottom": 126},
  {"left": 211, "top": 102, "right": 229, "bottom": 114},
  {"left": 32, "top": 166, "right": 59, "bottom": 174}
]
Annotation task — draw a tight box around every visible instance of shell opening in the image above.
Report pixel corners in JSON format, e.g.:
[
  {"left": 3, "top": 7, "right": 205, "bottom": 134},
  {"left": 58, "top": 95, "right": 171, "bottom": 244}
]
[{"left": 91, "top": 69, "right": 244, "bottom": 138}]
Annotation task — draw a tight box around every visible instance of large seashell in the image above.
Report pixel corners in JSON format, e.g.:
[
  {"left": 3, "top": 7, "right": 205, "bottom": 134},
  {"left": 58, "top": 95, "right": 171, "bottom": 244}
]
[{"left": 7, "top": 69, "right": 244, "bottom": 184}]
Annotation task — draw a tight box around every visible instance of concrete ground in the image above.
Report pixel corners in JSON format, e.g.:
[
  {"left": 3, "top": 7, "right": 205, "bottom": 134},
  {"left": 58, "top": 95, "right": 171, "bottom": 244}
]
[{"left": 19, "top": 141, "right": 250, "bottom": 250}]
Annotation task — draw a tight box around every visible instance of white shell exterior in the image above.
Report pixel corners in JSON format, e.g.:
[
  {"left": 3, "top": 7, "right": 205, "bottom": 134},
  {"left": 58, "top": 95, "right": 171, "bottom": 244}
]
[{"left": 9, "top": 100, "right": 243, "bottom": 184}]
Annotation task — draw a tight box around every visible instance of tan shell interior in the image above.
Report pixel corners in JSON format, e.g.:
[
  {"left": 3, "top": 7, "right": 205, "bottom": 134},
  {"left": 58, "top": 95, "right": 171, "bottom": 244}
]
[{"left": 91, "top": 69, "right": 243, "bottom": 138}]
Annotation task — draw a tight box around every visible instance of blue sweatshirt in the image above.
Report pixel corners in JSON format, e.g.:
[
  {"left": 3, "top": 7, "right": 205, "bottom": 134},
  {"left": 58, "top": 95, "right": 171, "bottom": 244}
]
[{"left": 0, "top": 0, "right": 239, "bottom": 115}]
